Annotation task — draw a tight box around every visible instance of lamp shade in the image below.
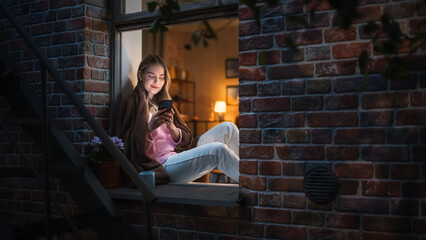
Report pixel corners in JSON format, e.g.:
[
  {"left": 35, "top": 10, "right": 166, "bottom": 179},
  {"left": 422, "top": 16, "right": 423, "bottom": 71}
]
[{"left": 214, "top": 101, "right": 227, "bottom": 113}]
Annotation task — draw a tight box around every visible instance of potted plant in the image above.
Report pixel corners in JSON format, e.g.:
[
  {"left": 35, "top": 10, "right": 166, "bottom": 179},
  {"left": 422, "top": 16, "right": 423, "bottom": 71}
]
[{"left": 88, "top": 136, "right": 124, "bottom": 188}]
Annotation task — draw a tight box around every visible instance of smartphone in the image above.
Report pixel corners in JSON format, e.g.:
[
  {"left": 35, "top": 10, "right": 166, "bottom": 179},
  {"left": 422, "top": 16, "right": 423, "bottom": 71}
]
[{"left": 158, "top": 100, "right": 174, "bottom": 113}]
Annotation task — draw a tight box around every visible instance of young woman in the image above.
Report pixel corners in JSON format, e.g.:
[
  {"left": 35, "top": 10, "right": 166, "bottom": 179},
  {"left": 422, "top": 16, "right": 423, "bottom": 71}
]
[{"left": 115, "top": 54, "right": 239, "bottom": 184}]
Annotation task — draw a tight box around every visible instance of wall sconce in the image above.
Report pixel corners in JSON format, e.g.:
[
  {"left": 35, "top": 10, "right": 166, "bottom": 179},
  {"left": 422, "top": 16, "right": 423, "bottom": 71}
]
[{"left": 214, "top": 101, "right": 226, "bottom": 121}]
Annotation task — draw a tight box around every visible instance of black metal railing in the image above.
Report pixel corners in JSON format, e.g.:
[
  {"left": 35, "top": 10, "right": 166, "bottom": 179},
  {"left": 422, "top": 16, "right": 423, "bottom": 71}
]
[{"left": 0, "top": 1, "right": 156, "bottom": 239}]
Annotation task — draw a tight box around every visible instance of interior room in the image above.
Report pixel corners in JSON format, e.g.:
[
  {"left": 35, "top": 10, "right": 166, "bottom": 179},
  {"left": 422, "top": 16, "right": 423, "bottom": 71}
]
[{"left": 119, "top": 17, "right": 239, "bottom": 136}]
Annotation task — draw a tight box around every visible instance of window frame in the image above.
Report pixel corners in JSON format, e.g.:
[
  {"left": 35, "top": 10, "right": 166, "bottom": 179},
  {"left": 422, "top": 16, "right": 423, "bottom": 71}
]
[{"left": 109, "top": 0, "right": 240, "bottom": 202}]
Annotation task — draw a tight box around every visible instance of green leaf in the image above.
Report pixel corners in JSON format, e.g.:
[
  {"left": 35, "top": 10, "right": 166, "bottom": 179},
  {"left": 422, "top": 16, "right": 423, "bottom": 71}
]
[
  {"left": 202, "top": 39, "right": 208, "bottom": 47},
  {"left": 259, "top": 52, "right": 266, "bottom": 65},
  {"left": 147, "top": 1, "right": 158, "bottom": 12},
  {"left": 192, "top": 32, "right": 201, "bottom": 46},
  {"left": 203, "top": 20, "right": 217, "bottom": 40},
  {"left": 184, "top": 44, "right": 191, "bottom": 50},
  {"left": 150, "top": 17, "right": 160, "bottom": 33},
  {"left": 166, "top": 0, "right": 180, "bottom": 11},
  {"left": 409, "top": 35, "right": 426, "bottom": 52}
]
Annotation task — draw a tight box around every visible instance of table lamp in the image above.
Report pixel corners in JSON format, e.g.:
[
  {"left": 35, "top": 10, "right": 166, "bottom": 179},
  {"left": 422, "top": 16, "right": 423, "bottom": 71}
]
[{"left": 214, "top": 101, "right": 226, "bottom": 121}]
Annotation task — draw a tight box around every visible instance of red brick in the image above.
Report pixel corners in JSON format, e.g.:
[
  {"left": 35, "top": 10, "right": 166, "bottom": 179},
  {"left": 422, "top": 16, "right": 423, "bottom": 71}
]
[
  {"left": 259, "top": 161, "right": 281, "bottom": 175},
  {"left": 410, "top": 18, "right": 426, "bottom": 35},
  {"left": 258, "top": 50, "right": 280, "bottom": 65},
  {"left": 308, "top": 112, "right": 358, "bottom": 127},
  {"left": 335, "top": 197, "right": 389, "bottom": 213},
  {"left": 276, "top": 146, "right": 324, "bottom": 160},
  {"left": 305, "top": 0, "right": 331, "bottom": 11},
  {"left": 52, "top": 32, "right": 76, "bottom": 45},
  {"left": 414, "top": 218, "right": 426, "bottom": 233},
  {"left": 308, "top": 229, "right": 360, "bottom": 240},
  {"left": 240, "top": 145, "right": 274, "bottom": 159},
  {"left": 362, "top": 92, "right": 408, "bottom": 108},
  {"left": 262, "top": 16, "right": 284, "bottom": 33},
  {"left": 195, "top": 218, "right": 235, "bottom": 234},
  {"left": 239, "top": 52, "right": 256, "bottom": 66},
  {"left": 293, "top": 211, "right": 323, "bottom": 226},
  {"left": 236, "top": 222, "right": 264, "bottom": 237},
  {"left": 259, "top": 113, "right": 305, "bottom": 128},
  {"left": 396, "top": 109, "right": 426, "bottom": 125},
  {"left": 361, "top": 110, "right": 393, "bottom": 126},
  {"left": 239, "top": 189, "right": 258, "bottom": 205},
  {"left": 239, "top": 160, "right": 257, "bottom": 175},
  {"left": 286, "top": 14, "right": 308, "bottom": 30},
  {"left": 239, "top": 83, "right": 256, "bottom": 96},
  {"left": 286, "top": 129, "right": 309, "bottom": 143},
  {"left": 268, "top": 177, "right": 304, "bottom": 192},
  {"left": 384, "top": 2, "right": 416, "bottom": 19},
  {"left": 83, "top": 80, "right": 109, "bottom": 93},
  {"left": 413, "top": 145, "right": 426, "bottom": 162},
  {"left": 325, "top": 26, "right": 356, "bottom": 42},
  {"left": 282, "top": 80, "right": 305, "bottom": 95},
  {"left": 230, "top": 207, "right": 251, "bottom": 220},
  {"left": 239, "top": 35, "right": 273, "bottom": 51},
  {"left": 195, "top": 206, "right": 228, "bottom": 218},
  {"left": 239, "top": 67, "right": 265, "bottom": 81},
  {"left": 30, "top": 23, "right": 52, "bottom": 36},
  {"left": 333, "top": 42, "right": 371, "bottom": 59},
  {"left": 315, "top": 60, "right": 357, "bottom": 76},
  {"left": 282, "top": 162, "right": 305, "bottom": 176},
  {"left": 281, "top": 48, "right": 305, "bottom": 62},
  {"left": 387, "top": 128, "right": 418, "bottom": 144},
  {"left": 361, "top": 146, "right": 410, "bottom": 161},
  {"left": 333, "top": 76, "right": 387, "bottom": 93},
  {"left": 402, "top": 181, "right": 426, "bottom": 198},
  {"left": 291, "top": 96, "right": 322, "bottom": 110},
  {"left": 362, "top": 180, "right": 400, "bottom": 197},
  {"left": 50, "top": 0, "right": 76, "bottom": 9},
  {"left": 325, "top": 94, "right": 358, "bottom": 110},
  {"left": 312, "top": 129, "right": 332, "bottom": 144},
  {"left": 252, "top": 97, "right": 290, "bottom": 112},
  {"left": 59, "top": 56, "right": 85, "bottom": 68},
  {"left": 364, "top": 216, "right": 410, "bottom": 233},
  {"left": 253, "top": 208, "right": 290, "bottom": 223},
  {"left": 411, "top": 91, "right": 426, "bottom": 106},
  {"left": 283, "top": 193, "right": 306, "bottom": 209},
  {"left": 306, "top": 46, "right": 330, "bottom": 61},
  {"left": 259, "top": 193, "right": 282, "bottom": 207},
  {"left": 239, "top": 176, "right": 266, "bottom": 191},
  {"left": 240, "top": 130, "right": 261, "bottom": 144},
  {"left": 265, "top": 225, "right": 307, "bottom": 239},
  {"left": 87, "top": 56, "right": 109, "bottom": 69},
  {"left": 238, "top": 6, "right": 254, "bottom": 20},
  {"left": 335, "top": 163, "right": 373, "bottom": 178},
  {"left": 268, "top": 64, "right": 314, "bottom": 79},
  {"left": 338, "top": 180, "right": 359, "bottom": 195},
  {"left": 363, "top": 232, "right": 417, "bottom": 240},
  {"left": 239, "top": 20, "right": 259, "bottom": 36},
  {"left": 391, "top": 199, "right": 419, "bottom": 216},
  {"left": 239, "top": 98, "right": 251, "bottom": 112},
  {"left": 326, "top": 146, "right": 359, "bottom": 160},
  {"left": 375, "top": 164, "right": 389, "bottom": 179},
  {"left": 353, "top": 5, "right": 382, "bottom": 23},
  {"left": 311, "top": 12, "right": 330, "bottom": 27},
  {"left": 335, "top": 128, "right": 385, "bottom": 144},
  {"left": 275, "top": 30, "right": 322, "bottom": 46},
  {"left": 239, "top": 114, "right": 257, "bottom": 128},
  {"left": 259, "top": 81, "right": 281, "bottom": 96}
]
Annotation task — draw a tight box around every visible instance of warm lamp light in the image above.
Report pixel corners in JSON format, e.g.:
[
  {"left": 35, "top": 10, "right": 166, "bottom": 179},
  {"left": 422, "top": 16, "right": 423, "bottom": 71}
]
[{"left": 214, "top": 101, "right": 226, "bottom": 121}]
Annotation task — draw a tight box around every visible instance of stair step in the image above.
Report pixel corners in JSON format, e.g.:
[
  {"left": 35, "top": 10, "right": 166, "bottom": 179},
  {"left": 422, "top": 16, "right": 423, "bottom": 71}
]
[
  {"left": 0, "top": 167, "right": 35, "bottom": 178},
  {"left": 3, "top": 119, "right": 42, "bottom": 125}
]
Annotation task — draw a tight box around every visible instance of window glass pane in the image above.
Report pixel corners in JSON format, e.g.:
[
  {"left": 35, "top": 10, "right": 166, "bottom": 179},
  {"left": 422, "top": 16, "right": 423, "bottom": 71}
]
[
  {"left": 120, "top": 30, "right": 142, "bottom": 98},
  {"left": 122, "top": 0, "right": 216, "bottom": 14}
]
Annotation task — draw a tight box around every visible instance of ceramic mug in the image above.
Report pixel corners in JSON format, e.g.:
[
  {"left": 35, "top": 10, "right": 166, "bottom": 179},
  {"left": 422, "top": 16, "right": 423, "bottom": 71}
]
[{"left": 139, "top": 171, "right": 155, "bottom": 189}]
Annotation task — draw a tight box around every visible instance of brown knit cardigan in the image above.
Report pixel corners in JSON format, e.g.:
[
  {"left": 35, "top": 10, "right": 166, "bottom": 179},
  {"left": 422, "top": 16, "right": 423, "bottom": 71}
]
[{"left": 114, "top": 83, "right": 198, "bottom": 185}]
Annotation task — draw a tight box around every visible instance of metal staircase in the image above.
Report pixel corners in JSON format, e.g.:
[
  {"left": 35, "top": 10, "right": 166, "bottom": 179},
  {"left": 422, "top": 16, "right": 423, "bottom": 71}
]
[{"left": 0, "top": 2, "right": 155, "bottom": 239}]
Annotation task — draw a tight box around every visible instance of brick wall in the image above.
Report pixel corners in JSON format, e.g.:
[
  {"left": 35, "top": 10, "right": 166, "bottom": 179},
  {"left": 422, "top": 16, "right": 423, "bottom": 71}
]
[
  {"left": 1, "top": 0, "right": 426, "bottom": 239},
  {"left": 238, "top": 0, "right": 426, "bottom": 239},
  {"left": 0, "top": 0, "right": 110, "bottom": 239}
]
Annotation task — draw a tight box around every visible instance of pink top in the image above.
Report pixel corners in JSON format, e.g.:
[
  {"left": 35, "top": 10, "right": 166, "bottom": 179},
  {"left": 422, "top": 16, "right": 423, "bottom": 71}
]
[{"left": 146, "top": 113, "right": 182, "bottom": 164}]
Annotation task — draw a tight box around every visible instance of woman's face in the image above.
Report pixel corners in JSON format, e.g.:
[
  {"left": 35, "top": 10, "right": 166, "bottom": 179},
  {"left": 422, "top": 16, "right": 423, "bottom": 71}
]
[{"left": 140, "top": 63, "right": 165, "bottom": 99}]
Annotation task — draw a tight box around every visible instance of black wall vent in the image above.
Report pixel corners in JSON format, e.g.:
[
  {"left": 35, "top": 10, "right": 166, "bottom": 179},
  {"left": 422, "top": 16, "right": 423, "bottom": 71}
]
[{"left": 304, "top": 166, "right": 339, "bottom": 204}]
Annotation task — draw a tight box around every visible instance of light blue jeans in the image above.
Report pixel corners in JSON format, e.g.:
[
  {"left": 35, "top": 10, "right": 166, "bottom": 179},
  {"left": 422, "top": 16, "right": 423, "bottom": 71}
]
[{"left": 163, "top": 122, "right": 240, "bottom": 183}]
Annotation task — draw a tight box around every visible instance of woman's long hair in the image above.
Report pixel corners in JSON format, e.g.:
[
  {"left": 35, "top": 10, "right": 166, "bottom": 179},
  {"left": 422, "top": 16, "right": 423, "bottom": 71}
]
[{"left": 137, "top": 54, "right": 172, "bottom": 112}]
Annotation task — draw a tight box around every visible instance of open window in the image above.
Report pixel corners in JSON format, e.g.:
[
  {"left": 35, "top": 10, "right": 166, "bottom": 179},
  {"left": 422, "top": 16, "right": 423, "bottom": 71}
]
[{"left": 111, "top": 0, "right": 239, "bottom": 202}]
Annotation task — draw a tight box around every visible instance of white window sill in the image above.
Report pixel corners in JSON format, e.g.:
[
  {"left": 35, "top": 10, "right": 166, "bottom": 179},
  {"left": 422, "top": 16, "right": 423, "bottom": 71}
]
[{"left": 106, "top": 182, "right": 239, "bottom": 207}]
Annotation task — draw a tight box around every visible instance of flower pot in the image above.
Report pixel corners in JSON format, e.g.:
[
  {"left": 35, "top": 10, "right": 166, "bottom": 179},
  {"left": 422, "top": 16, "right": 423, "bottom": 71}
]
[{"left": 97, "top": 159, "right": 121, "bottom": 188}]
